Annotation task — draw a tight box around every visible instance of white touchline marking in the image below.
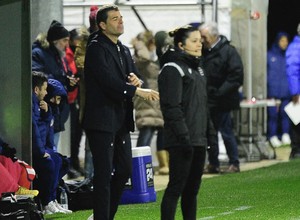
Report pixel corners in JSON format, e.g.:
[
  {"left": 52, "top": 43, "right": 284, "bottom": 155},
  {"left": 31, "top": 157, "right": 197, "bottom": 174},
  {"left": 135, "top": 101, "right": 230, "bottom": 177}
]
[
  {"left": 235, "top": 206, "right": 252, "bottom": 211},
  {"left": 198, "top": 206, "right": 253, "bottom": 220}
]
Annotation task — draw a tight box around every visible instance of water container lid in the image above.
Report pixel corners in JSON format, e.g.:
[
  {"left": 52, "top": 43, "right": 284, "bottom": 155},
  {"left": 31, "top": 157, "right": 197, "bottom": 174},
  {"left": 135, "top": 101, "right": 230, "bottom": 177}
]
[{"left": 132, "top": 146, "right": 151, "bottom": 158}]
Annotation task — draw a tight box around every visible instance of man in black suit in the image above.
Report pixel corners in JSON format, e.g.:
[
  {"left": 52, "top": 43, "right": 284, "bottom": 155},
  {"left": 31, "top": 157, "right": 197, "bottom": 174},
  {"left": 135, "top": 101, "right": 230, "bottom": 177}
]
[{"left": 83, "top": 5, "right": 159, "bottom": 220}]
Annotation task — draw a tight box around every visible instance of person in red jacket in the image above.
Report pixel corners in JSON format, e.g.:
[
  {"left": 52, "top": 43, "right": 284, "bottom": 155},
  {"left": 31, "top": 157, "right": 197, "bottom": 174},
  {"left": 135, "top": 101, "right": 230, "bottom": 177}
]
[
  {"left": 0, "top": 138, "right": 38, "bottom": 198},
  {"left": 65, "top": 29, "right": 84, "bottom": 178}
]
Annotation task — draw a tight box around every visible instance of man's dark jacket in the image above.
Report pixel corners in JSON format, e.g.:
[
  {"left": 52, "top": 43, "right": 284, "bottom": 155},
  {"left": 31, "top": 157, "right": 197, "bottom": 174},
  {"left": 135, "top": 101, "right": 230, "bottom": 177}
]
[
  {"left": 202, "top": 35, "right": 244, "bottom": 111},
  {"left": 82, "top": 31, "right": 137, "bottom": 133}
]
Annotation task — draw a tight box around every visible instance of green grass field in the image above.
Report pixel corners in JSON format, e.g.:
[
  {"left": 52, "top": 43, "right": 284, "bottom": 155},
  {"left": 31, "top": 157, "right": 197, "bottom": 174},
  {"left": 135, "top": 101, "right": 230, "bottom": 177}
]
[{"left": 46, "top": 159, "right": 300, "bottom": 220}]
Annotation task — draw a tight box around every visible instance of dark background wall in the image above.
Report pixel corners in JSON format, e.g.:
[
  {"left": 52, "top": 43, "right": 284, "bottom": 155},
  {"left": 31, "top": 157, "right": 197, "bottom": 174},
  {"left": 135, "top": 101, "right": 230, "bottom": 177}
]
[
  {"left": 0, "top": 0, "right": 31, "bottom": 162},
  {"left": 267, "top": 0, "right": 300, "bottom": 48}
]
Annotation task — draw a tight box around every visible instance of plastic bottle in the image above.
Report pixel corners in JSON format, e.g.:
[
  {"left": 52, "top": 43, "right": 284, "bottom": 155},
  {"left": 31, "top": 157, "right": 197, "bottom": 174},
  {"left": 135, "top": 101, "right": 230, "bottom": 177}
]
[{"left": 60, "top": 188, "right": 68, "bottom": 210}]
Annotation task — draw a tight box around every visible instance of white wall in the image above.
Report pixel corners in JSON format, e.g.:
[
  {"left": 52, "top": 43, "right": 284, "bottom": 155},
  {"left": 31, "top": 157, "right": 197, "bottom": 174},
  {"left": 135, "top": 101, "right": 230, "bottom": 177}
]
[{"left": 63, "top": 0, "right": 232, "bottom": 47}]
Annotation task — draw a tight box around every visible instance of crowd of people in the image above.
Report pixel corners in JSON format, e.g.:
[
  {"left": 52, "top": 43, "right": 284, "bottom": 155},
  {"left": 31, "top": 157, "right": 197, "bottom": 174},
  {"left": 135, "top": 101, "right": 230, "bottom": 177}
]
[{"left": 0, "top": 3, "right": 299, "bottom": 220}]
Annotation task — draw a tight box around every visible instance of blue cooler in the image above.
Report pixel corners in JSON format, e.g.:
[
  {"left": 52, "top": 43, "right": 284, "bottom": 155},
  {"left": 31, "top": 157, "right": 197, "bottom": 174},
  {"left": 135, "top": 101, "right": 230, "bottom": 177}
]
[{"left": 120, "top": 146, "right": 156, "bottom": 204}]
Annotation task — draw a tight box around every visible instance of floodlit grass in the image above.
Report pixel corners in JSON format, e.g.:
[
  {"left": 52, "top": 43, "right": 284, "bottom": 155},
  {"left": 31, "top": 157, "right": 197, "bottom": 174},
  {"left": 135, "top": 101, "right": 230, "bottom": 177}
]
[{"left": 46, "top": 159, "right": 300, "bottom": 220}]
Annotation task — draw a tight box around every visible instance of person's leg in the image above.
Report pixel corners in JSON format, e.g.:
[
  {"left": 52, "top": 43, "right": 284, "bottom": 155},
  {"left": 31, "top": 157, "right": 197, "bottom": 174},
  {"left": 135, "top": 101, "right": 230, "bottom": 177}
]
[
  {"left": 156, "top": 128, "right": 165, "bottom": 152},
  {"left": 84, "top": 137, "right": 94, "bottom": 179},
  {"left": 161, "top": 147, "right": 193, "bottom": 220},
  {"left": 181, "top": 147, "right": 206, "bottom": 220},
  {"left": 267, "top": 106, "right": 278, "bottom": 138},
  {"left": 70, "top": 102, "right": 83, "bottom": 172},
  {"left": 219, "top": 111, "right": 240, "bottom": 167},
  {"left": 136, "top": 126, "right": 154, "bottom": 147},
  {"left": 207, "top": 108, "right": 220, "bottom": 170},
  {"left": 53, "top": 132, "right": 61, "bottom": 147},
  {"left": 279, "top": 99, "right": 291, "bottom": 144},
  {"left": 109, "top": 132, "right": 132, "bottom": 220},
  {"left": 156, "top": 128, "right": 169, "bottom": 175},
  {"left": 279, "top": 99, "right": 290, "bottom": 134},
  {"left": 33, "top": 156, "right": 56, "bottom": 206},
  {"left": 86, "top": 130, "right": 114, "bottom": 220},
  {"left": 290, "top": 123, "right": 300, "bottom": 159},
  {"left": 47, "top": 151, "right": 64, "bottom": 202}
]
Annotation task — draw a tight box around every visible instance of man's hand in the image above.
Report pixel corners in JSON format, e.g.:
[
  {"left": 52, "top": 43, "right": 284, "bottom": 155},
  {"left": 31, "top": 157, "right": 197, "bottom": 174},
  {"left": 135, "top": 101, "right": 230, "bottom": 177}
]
[
  {"left": 39, "top": 101, "right": 48, "bottom": 112},
  {"left": 128, "top": 73, "right": 143, "bottom": 87},
  {"left": 135, "top": 87, "right": 159, "bottom": 101},
  {"left": 67, "top": 75, "right": 80, "bottom": 87}
]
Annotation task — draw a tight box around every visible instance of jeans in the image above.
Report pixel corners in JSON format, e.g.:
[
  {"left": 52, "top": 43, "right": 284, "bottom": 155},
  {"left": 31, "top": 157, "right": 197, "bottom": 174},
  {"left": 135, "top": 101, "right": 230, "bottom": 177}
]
[
  {"left": 161, "top": 146, "right": 206, "bottom": 220},
  {"left": 209, "top": 108, "right": 239, "bottom": 167},
  {"left": 53, "top": 132, "right": 60, "bottom": 148},
  {"left": 136, "top": 126, "right": 164, "bottom": 151}
]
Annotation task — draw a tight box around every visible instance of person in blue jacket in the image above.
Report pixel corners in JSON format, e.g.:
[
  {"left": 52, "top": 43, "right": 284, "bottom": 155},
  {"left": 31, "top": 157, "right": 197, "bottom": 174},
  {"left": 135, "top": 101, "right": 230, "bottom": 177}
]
[
  {"left": 286, "top": 23, "right": 300, "bottom": 159},
  {"left": 32, "top": 71, "right": 72, "bottom": 215},
  {"left": 267, "top": 32, "right": 291, "bottom": 147},
  {"left": 32, "top": 20, "right": 79, "bottom": 146}
]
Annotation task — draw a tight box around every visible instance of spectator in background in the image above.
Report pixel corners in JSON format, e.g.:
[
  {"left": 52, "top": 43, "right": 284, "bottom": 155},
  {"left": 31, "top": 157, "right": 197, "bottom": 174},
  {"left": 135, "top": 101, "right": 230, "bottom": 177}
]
[
  {"left": 66, "top": 28, "right": 84, "bottom": 178},
  {"left": 267, "top": 32, "right": 291, "bottom": 148},
  {"left": 158, "top": 25, "right": 216, "bottom": 220},
  {"left": 154, "top": 30, "right": 173, "bottom": 62},
  {"left": 32, "top": 20, "right": 79, "bottom": 147},
  {"left": 75, "top": 5, "right": 100, "bottom": 179},
  {"left": 286, "top": 22, "right": 300, "bottom": 159},
  {"left": 199, "top": 21, "right": 244, "bottom": 173},
  {"left": 132, "top": 31, "right": 168, "bottom": 175},
  {"left": 32, "top": 72, "right": 72, "bottom": 215},
  {"left": 89, "top": 5, "right": 99, "bottom": 33}
]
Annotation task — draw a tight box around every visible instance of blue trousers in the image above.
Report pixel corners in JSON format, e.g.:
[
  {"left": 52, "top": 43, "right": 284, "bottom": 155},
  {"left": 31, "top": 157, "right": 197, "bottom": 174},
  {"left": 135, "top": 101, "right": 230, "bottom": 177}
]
[
  {"left": 208, "top": 108, "right": 239, "bottom": 167},
  {"left": 33, "top": 149, "right": 69, "bottom": 205},
  {"left": 267, "top": 98, "right": 290, "bottom": 138},
  {"left": 136, "top": 126, "right": 164, "bottom": 151}
]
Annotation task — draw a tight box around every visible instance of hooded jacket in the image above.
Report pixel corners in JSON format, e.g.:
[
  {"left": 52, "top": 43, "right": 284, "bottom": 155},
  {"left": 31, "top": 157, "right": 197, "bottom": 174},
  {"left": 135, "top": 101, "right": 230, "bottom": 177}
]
[
  {"left": 202, "top": 35, "right": 244, "bottom": 111},
  {"left": 286, "top": 35, "right": 300, "bottom": 96},
  {"left": 267, "top": 32, "right": 290, "bottom": 98},
  {"left": 158, "top": 47, "right": 216, "bottom": 148},
  {"left": 32, "top": 79, "right": 67, "bottom": 158}
]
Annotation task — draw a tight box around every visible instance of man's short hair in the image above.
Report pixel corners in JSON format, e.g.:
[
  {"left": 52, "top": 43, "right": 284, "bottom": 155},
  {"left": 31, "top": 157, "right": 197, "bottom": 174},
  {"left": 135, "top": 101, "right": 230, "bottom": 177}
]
[
  {"left": 32, "top": 71, "right": 48, "bottom": 89},
  {"left": 96, "top": 4, "right": 119, "bottom": 31},
  {"left": 297, "top": 22, "right": 300, "bottom": 36}
]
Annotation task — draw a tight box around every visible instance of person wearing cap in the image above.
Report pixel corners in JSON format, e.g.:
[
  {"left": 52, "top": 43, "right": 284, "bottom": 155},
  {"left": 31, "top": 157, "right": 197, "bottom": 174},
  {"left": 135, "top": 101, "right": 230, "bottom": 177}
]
[
  {"left": 286, "top": 22, "right": 300, "bottom": 159},
  {"left": 89, "top": 5, "right": 99, "bottom": 33},
  {"left": 83, "top": 4, "right": 159, "bottom": 220},
  {"left": 32, "top": 20, "right": 80, "bottom": 147}
]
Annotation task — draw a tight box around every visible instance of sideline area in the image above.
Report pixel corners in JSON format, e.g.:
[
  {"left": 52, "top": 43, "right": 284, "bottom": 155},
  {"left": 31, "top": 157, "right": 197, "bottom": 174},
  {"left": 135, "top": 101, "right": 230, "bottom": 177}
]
[{"left": 154, "top": 147, "right": 291, "bottom": 191}]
